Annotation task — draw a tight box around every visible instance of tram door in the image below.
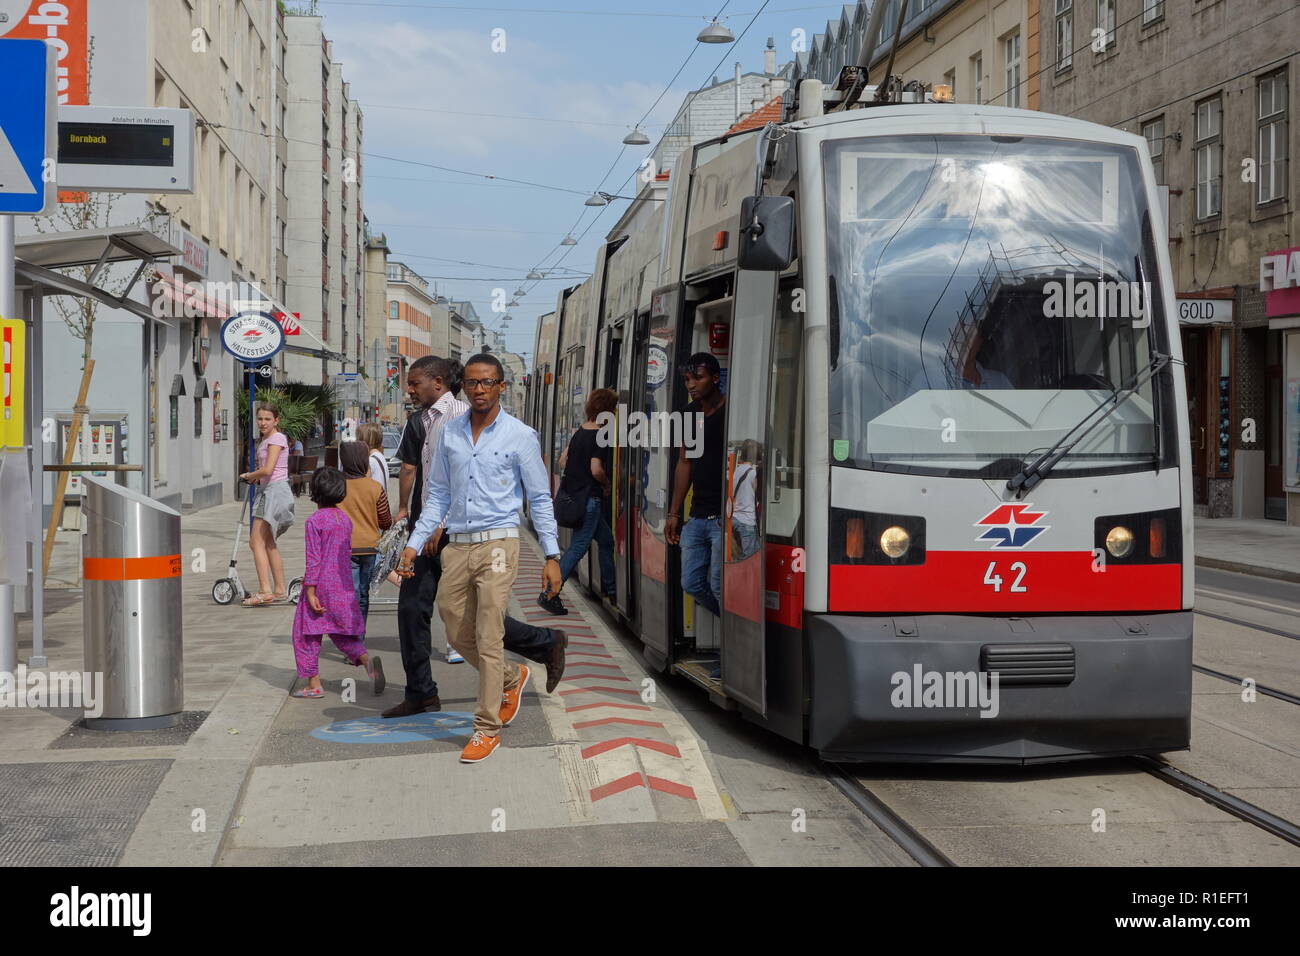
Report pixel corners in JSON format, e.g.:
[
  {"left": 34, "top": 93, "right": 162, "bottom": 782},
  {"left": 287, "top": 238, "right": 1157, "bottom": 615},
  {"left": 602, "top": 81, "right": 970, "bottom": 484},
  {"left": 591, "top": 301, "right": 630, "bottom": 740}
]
[{"left": 721, "top": 268, "right": 778, "bottom": 714}]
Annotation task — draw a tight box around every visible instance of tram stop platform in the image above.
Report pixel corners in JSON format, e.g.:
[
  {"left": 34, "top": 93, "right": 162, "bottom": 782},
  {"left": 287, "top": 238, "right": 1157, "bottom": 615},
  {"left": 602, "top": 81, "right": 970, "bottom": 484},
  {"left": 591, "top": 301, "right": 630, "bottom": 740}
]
[{"left": 2, "top": 495, "right": 908, "bottom": 868}]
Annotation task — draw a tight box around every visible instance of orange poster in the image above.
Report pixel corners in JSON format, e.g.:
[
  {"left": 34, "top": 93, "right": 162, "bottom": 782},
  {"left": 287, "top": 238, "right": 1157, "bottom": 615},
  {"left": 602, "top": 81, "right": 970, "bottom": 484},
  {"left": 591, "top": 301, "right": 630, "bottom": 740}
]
[{"left": 1, "top": 0, "right": 89, "bottom": 105}]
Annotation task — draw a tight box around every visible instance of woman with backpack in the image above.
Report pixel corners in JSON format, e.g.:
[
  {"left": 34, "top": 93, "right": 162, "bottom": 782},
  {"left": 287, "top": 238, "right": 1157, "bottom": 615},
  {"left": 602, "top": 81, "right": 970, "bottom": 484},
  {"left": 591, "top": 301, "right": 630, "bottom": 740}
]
[{"left": 538, "top": 388, "right": 618, "bottom": 615}]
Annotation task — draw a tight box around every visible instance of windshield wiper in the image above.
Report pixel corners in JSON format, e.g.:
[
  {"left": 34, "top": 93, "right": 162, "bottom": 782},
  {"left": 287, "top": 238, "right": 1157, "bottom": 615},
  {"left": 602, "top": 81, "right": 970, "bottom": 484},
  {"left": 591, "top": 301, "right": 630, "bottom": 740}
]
[{"left": 1006, "top": 352, "right": 1172, "bottom": 498}]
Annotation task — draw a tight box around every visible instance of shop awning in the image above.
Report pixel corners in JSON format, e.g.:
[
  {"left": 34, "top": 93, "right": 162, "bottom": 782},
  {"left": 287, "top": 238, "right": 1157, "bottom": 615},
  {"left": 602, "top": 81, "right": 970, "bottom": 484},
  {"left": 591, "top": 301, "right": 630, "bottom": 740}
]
[{"left": 149, "top": 265, "right": 231, "bottom": 320}]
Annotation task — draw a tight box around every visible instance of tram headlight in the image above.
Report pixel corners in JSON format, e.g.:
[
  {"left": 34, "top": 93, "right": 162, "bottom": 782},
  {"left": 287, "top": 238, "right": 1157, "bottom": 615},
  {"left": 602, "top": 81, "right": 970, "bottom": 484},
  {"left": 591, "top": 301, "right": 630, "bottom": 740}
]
[
  {"left": 1105, "top": 525, "right": 1135, "bottom": 558},
  {"left": 880, "top": 526, "right": 911, "bottom": 559}
]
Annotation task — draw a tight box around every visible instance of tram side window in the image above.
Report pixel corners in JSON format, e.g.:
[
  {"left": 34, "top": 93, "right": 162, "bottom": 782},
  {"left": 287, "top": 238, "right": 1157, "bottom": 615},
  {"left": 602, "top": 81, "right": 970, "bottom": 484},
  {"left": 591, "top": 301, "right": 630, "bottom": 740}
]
[{"left": 766, "top": 284, "right": 804, "bottom": 542}]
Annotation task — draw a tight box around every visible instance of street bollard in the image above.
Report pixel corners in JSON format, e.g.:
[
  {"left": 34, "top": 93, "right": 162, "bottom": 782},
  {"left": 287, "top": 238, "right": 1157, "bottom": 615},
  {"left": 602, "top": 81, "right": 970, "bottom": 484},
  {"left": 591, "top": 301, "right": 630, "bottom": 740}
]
[{"left": 81, "top": 476, "right": 183, "bottom": 729}]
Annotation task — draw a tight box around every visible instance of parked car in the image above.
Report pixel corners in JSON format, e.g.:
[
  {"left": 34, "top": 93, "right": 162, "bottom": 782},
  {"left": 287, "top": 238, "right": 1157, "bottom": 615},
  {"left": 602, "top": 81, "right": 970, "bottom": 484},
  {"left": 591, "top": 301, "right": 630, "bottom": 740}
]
[{"left": 383, "top": 429, "right": 402, "bottom": 478}]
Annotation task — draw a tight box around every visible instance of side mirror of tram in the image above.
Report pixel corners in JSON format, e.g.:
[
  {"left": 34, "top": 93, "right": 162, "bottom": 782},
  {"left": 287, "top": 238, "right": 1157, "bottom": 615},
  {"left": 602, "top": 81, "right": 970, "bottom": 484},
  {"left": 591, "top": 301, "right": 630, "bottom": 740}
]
[{"left": 737, "top": 195, "right": 796, "bottom": 271}]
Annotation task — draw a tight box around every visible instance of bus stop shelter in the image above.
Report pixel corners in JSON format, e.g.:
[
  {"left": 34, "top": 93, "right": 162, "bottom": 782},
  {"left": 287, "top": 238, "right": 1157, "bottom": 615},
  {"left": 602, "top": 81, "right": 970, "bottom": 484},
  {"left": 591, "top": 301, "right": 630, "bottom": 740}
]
[{"left": 0, "top": 225, "right": 180, "bottom": 674}]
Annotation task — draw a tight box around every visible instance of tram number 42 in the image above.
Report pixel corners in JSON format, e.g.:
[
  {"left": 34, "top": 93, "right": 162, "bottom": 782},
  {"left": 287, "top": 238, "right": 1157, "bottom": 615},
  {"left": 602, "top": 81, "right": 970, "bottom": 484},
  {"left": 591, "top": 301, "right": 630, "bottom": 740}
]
[{"left": 983, "top": 561, "right": 1028, "bottom": 593}]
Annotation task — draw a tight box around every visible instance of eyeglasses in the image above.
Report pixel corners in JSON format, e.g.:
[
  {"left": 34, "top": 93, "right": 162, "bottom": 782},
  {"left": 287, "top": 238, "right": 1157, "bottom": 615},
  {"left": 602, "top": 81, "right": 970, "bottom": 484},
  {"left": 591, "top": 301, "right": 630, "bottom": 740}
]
[{"left": 462, "top": 378, "right": 503, "bottom": 390}]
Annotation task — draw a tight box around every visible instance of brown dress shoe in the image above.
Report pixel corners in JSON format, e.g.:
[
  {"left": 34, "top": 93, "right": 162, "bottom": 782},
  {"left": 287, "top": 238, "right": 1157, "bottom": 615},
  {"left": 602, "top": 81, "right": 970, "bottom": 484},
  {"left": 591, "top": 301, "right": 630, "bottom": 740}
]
[
  {"left": 381, "top": 695, "right": 441, "bottom": 718},
  {"left": 545, "top": 629, "right": 568, "bottom": 694}
]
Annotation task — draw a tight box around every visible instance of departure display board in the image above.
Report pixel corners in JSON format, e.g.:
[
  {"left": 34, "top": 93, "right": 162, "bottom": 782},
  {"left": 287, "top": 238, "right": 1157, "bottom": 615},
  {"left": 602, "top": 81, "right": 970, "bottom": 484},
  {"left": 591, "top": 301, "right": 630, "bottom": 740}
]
[{"left": 59, "top": 121, "right": 174, "bottom": 167}]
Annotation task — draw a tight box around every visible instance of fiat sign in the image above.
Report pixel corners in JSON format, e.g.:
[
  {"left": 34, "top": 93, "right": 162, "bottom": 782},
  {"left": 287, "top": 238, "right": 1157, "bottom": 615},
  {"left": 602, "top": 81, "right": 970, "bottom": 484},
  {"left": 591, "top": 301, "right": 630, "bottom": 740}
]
[{"left": 220, "top": 311, "right": 285, "bottom": 363}]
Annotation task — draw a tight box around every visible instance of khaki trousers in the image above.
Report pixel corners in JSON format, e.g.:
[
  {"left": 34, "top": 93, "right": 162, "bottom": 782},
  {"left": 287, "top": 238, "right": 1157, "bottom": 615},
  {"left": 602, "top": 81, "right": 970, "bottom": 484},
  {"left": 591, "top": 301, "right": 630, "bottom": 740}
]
[{"left": 437, "top": 538, "right": 522, "bottom": 736}]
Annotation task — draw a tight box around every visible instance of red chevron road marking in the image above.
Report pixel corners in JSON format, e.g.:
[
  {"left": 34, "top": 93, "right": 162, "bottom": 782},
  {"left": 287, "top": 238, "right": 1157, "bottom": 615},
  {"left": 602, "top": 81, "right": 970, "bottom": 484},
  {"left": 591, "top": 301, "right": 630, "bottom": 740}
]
[
  {"left": 564, "top": 701, "right": 652, "bottom": 713},
  {"left": 572, "top": 717, "right": 666, "bottom": 730},
  {"left": 558, "top": 685, "right": 641, "bottom": 696},
  {"left": 589, "top": 772, "right": 698, "bottom": 802},
  {"left": 581, "top": 737, "right": 681, "bottom": 759}
]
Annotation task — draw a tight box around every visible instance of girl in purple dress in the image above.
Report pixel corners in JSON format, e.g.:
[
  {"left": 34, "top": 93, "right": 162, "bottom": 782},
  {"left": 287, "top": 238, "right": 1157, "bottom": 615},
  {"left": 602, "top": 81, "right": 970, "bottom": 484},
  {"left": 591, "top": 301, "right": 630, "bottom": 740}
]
[{"left": 292, "top": 467, "right": 385, "bottom": 699}]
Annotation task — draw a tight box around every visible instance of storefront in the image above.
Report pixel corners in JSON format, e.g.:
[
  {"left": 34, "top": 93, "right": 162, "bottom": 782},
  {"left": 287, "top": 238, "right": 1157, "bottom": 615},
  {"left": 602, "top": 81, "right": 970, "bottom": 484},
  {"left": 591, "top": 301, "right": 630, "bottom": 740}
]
[
  {"left": 1177, "top": 290, "right": 1236, "bottom": 517},
  {"left": 1263, "top": 246, "right": 1300, "bottom": 525}
]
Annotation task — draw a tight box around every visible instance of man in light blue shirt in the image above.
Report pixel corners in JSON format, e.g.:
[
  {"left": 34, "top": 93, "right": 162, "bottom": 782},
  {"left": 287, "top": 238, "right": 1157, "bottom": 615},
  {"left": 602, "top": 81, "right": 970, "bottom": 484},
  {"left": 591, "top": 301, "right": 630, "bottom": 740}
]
[{"left": 399, "top": 354, "right": 562, "bottom": 764}]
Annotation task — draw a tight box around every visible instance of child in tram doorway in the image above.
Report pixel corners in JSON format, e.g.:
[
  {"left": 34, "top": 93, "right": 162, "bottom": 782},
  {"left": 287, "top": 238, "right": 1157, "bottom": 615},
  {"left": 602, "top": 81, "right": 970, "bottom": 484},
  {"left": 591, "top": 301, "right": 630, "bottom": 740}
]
[
  {"left": 291, "top": 467, "right": 385, "bottom": 699},
  {"left": 666, "top": 353, "right": 727, "bottom": 679}
]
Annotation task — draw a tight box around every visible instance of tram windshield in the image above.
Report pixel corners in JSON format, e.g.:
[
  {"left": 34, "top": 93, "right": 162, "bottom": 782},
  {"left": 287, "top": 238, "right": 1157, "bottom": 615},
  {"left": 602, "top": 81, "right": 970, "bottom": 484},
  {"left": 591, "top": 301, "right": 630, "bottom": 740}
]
[{"left": 824, "top": 134, "right": 1175, "bottom": 477}]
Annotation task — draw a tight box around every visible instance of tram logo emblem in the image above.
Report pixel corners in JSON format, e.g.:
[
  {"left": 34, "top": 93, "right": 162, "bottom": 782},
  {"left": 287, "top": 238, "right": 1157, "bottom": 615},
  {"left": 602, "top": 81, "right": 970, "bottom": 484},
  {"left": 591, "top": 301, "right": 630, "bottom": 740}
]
[{"left": 975, "top": 504, "right": 1049, "bottom": 548}]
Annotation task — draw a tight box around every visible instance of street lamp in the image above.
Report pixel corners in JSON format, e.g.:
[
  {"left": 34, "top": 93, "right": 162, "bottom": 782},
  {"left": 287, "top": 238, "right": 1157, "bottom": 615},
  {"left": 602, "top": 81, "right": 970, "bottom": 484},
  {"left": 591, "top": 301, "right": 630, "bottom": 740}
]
[
  {"left": 526, "top": 269, "right": 544, "bottom": 279},
  {"left": 622, "top": 127, "right": 651, "bottom": 145},
  {"left": 584, "top": 192, "right": 609, "bottom": 206},
  {"left": 697, "top": 18, "right": 735, "bottom": 43},
  {"left": 560, "top": 235, "right": 578, "bottom": 245}
]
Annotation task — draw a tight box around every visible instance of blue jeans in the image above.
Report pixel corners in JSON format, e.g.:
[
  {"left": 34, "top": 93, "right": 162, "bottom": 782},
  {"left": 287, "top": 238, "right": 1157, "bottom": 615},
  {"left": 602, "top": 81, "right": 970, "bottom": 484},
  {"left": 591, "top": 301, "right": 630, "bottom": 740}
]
[
  {"left": 732, "top": 521, "right": 758, "bottom": 560},
  {"left": 681, "top": 516, "right": 722, "bottom": 617},
  {"left": 351, "top": 552, "right": 378, "bottom": 624},
  {"left": 559, "top": 496, "right": 616, "bottom": 596}
]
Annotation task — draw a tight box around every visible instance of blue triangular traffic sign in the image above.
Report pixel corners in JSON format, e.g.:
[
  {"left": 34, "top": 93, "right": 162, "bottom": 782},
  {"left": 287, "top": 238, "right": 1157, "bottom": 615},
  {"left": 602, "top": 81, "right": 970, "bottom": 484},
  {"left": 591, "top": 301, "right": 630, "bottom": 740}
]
[{"left": 0, "top": 38, "right": 57, "bottom": 214}]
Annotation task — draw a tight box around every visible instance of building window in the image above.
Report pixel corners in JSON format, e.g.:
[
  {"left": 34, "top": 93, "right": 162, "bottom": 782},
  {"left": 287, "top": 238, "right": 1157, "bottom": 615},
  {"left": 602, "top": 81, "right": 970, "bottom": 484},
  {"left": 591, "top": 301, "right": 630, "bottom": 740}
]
[
  {"left": 943, "top": 68, "right": 956, "bottom": 99},
  {"left": 1056, "top": 0, "right": 1073, "bottom": 72},
  {"left": 389, "top": 301, "right": 399, "bottom": 319},
  {"left": 1142, "top": 0, "right": 1164, "bottom": 25},
  {"left": 1258, "top": 69, "right": 1288, "bottom": 204},
  {"left": 971, "top": 52, "right": 983, "bottom": 105},
  {"left": 1095, "top": 0, "right": 1116, "bottom": 52},
  {"left": 1003, "top": 32, "right": 1021, "bottom": 108},
  {"left": 1142, "top": 117, "right": 1166, "bottom": 185},
  {"left": 1195, "top": 95, "right": 1222, "bottom": 219}
]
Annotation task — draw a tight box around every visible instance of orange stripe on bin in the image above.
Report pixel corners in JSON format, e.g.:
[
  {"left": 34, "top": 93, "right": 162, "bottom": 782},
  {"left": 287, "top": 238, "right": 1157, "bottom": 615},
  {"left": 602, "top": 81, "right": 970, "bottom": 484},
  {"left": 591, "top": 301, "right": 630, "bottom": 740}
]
[{"left": 83, "top": 555, "right": 182, "bottom": 581}]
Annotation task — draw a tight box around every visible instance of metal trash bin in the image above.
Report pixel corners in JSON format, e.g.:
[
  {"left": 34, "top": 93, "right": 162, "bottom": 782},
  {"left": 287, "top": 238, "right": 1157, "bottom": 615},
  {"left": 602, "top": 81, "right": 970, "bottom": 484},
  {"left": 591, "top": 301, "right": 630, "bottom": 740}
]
[{"left": 81, "top": 476, "right": 183, "bottom": 729}]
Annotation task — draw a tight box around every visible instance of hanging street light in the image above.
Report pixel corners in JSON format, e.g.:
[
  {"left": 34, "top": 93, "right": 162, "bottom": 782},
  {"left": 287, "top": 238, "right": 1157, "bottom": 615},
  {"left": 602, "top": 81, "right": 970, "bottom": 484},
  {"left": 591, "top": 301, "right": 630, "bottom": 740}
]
[
  {"left": 697, "top": 18, "right": 735, "bottom": 43},
  {"left": 560, "top": 235, "right": 578, "bottom": 245},
  {"left": 622, "top": 127, "right": 650, "bottom": 145},
  {"left": 526, "top": 269, "right": 544, "bottom": 279},
  {"left": 513, "top": 287, "right": 526, "bottom": 297},
  {"left": 584, "top": 192, "right": 609, "bottom": 206},
  {"left": 507, "top": 299, "right": 520, "bottom": 308}
]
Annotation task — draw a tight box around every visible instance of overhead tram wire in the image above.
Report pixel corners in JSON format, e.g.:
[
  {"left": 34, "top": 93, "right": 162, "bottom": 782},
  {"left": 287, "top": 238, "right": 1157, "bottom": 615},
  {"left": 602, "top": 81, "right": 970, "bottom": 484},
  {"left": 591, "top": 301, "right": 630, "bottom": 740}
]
[
  {"left": 518, "top": 0, "right": 735, "bottom": 301},
  {"left": 315, "top": 1, "right": 842, "bottom": 17},
  {"left": 522, "top": 0, "right": 774, "bottom": 303}
]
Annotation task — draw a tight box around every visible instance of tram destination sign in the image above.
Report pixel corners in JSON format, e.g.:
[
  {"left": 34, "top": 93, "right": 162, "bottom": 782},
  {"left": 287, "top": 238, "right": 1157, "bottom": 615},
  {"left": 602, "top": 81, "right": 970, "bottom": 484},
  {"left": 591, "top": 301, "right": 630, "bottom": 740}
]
[{"left": 55, "top": 106, "right": 194, "bottom": 193}]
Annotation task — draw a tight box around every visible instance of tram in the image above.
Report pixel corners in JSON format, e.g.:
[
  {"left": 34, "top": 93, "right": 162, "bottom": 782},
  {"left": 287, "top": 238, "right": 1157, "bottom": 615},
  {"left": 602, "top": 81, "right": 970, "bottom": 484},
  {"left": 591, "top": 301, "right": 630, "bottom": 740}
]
[{"left": 524, "top": 75, "right": 1193, "bottom": 764}]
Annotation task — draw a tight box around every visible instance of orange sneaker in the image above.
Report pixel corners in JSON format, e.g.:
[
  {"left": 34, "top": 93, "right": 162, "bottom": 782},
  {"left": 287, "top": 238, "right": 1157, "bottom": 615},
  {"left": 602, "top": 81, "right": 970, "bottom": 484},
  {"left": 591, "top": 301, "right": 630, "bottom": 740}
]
[
  {"left": 499, "top": 664, "right": 531, "bottom": 727},
  {"left": 460, "top": 731, "right": 500, "bottom": 763}
]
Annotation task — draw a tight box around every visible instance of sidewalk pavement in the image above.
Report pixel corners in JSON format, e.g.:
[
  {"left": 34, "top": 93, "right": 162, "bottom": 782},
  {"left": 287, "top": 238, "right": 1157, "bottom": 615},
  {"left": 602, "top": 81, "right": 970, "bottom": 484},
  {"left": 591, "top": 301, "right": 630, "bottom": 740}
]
[
  {"left": 1194, "top": 517, "right": 1300, "bottom": 583},
  {"left": 2, "top": 492, "right": 905, "bottom": 867}
]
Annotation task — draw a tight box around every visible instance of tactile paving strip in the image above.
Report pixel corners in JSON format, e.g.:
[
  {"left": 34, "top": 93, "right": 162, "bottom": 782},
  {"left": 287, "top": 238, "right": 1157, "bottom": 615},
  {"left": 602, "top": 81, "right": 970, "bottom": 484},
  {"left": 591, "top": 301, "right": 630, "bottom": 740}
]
[{"left": 0, "top": 760, "right": 172, "bottom": 866}]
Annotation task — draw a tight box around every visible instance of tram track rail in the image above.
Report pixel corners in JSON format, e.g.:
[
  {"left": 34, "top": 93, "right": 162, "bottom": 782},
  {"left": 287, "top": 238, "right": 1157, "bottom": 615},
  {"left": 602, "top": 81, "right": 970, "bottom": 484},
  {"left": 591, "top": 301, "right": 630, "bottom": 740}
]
[
  {"left": 823, "top": 762, "right": 956, "bottom": 867},
  {"left": 1192, "top": 663, "right": 1300, "bottom": 706},
  {"left": 1193, "top": 608, "right": 1300, "bottom": 643},
  {"left": 1133, "top": 756, "right": 1300, "bottom": 848}
]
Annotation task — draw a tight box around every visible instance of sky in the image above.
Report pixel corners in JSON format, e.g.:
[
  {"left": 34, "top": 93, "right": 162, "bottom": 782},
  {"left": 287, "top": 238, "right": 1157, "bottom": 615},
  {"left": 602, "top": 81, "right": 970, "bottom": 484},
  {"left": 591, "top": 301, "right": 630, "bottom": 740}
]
[{"left": 312, "top": 0, "right": 856, "bottom": 362}]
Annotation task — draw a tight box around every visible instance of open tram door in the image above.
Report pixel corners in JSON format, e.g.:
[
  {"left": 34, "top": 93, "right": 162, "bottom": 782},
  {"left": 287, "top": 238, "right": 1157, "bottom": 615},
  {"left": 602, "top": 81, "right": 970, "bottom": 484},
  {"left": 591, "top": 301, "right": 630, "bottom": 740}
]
[{"left": 718, "top": 272, "right": 807, "bottom": 742}]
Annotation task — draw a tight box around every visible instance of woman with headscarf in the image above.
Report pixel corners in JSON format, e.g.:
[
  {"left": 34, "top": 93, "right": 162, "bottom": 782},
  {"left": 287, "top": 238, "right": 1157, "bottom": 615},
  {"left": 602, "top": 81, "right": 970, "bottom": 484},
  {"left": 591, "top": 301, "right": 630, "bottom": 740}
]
[{"left": 337, "top": 440, "right": 393, "bottom": 625}]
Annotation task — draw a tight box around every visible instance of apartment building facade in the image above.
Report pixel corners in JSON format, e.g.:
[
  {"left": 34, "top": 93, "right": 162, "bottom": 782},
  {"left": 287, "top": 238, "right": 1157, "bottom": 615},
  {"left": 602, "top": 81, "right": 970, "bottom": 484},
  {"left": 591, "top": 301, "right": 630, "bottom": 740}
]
[
  {"left": 1039, "top": 0, "right": 1300, "bottom": 522},
  {"left": 21, "top": 0, "right": 281, "bottom": 516},
  {"left": 790, "top": 0, "right": 1039, "bottom": 111},
  {"left": 282, "top": 12, "right": 366, "bottom": 389}
]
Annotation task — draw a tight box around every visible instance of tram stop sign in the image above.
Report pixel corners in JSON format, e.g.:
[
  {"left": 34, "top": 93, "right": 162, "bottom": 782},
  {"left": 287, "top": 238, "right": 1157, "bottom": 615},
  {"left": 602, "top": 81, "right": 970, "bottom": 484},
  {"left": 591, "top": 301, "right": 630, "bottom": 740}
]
[
  {"left": 220, "top": 311, "right": 286, "bottom": 365},
  {"left": 0, "top": 38, "right": 57, "bottom": 214}
]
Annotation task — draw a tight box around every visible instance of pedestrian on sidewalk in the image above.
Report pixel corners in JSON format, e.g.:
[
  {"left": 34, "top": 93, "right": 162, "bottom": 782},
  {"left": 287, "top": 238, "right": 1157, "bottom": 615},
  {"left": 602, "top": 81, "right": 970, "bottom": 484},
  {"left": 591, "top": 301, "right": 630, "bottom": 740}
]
[
  {"left": 292, "top": 467, "right": 384, "bottom": 699},
  {"left": 357, "top": 423, "right": 390, "bottom": 488},
  {"left": 337, "top": 440, "right": 393, "bottom": 625},
  {"left": 541, "top": 387, "right": 619, "bottom": 615},
  {"left": 238, "top": 403, "right": 296, "bottom": 607},
  {"left": 398, "top": 354, "right": 563, "bottom": 764},
  {"left": 386, "top": 356, "right": 566, "bottom": 722}
]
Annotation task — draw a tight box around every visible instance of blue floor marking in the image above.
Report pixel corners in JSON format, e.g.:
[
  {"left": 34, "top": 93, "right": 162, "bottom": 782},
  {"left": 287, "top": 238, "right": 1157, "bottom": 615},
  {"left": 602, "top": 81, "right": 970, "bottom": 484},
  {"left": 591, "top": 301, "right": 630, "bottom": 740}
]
[{"left": 311, "top": 712, "right": 476, "bottom": 744}]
